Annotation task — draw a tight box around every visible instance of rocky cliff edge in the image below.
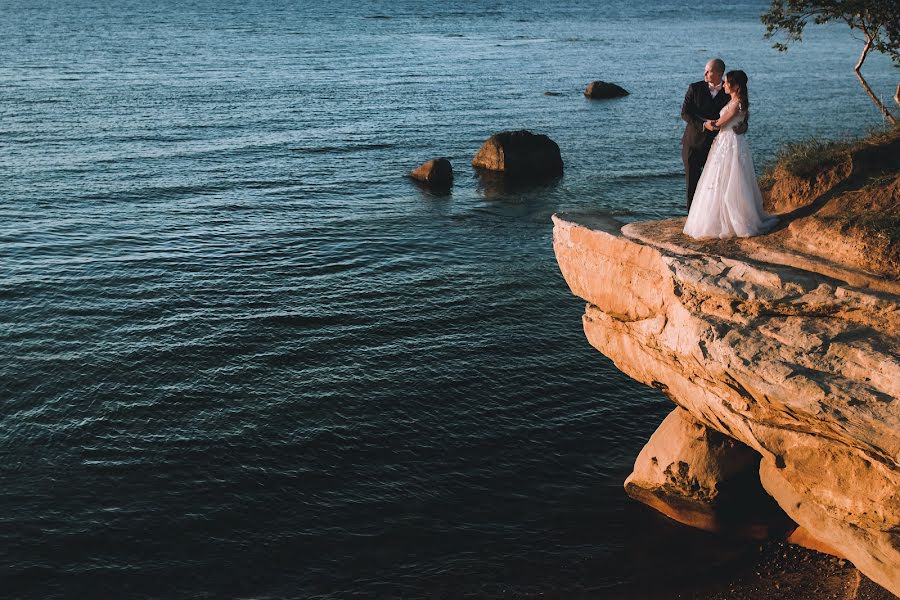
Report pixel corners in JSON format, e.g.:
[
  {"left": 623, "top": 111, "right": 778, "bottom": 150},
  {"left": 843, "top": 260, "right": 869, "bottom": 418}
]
[{"left": 552, "top": 131, "right": 899, "bottom": 595}]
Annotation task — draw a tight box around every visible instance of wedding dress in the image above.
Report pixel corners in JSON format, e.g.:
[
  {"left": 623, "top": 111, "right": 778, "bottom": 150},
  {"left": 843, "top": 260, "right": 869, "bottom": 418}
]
[{"left": 683, "top": 101, "right": 777, "bottom": 239}]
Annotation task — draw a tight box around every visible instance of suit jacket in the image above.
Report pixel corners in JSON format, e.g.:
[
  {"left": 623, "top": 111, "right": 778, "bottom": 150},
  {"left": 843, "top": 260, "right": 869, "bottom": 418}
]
[{"left": 681, "top": 80, "right": 731, "bottom": 151}]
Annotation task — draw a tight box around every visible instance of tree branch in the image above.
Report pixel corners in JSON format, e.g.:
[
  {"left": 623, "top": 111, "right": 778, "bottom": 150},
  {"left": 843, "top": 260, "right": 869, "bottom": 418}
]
[
  {"left": 856, "top": 34, "right": 872, "bottom": 71},
  {"left": 854, "top": 35, "right": 898, "bottom": 125},
  {"left": 761, "top": 0, "right": 900, "bottom": 125}
]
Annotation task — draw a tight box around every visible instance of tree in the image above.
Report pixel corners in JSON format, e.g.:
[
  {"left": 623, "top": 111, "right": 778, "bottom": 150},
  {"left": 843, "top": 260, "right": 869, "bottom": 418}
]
[{"left": 761, "top": 0, "right": 900, "bottom": 126}]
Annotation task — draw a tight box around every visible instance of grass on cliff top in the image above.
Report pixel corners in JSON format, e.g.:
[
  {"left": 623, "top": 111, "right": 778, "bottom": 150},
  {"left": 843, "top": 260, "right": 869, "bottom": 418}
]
[{"left": 761, "top": 125, "right": 899, "bottom": 183}]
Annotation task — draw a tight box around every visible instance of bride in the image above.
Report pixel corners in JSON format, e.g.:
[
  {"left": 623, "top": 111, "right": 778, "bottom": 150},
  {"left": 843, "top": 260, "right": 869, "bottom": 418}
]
[{"left": 683, "top": 70, "right": 777, "bottom": 239}]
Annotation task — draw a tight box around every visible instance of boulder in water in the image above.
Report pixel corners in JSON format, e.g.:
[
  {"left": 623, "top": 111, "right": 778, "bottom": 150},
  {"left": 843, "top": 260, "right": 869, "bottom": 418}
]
[
  {"left": 409, "top": 157, "right": 453, "bottom": 188},
  {"left": 471, "top": 130, "right": 563, "bottom": 178},
  {"left": 584, "top": 80, "right": 629, "bottom": 99}
]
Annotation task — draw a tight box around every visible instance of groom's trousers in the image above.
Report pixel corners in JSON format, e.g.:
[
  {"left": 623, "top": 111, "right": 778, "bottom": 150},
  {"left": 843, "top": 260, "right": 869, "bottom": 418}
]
[{"left": 683, "top": 136, "right": 715, "bottom": 211}]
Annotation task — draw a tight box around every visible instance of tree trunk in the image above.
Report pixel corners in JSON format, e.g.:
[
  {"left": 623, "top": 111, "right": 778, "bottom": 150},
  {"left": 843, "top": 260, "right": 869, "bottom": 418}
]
[{"left": 854, "top": 36, "right": 897, "bottom": 126}]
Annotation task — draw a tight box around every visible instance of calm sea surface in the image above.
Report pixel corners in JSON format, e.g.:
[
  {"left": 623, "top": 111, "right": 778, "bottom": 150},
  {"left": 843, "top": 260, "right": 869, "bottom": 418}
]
[{"left": 1, "top": 1, "right": 895, "bottom": 598}]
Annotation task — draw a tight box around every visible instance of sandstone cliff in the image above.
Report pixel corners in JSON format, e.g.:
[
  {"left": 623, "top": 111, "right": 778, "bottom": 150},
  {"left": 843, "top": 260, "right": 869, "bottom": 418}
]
[{"left": 552, "top": 130, "right": 899, "bottom": 596}]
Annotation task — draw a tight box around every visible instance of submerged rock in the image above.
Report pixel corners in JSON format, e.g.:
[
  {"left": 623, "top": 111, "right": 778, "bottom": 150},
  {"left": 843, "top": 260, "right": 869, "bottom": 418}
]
[
  {"left": 584, "top": 80, "right": 629, "bottom": 99},
  {"left": 409, "top": 157, "right": 453, "bottom": 188},
  {"left": 471, "top": 130, "right": 563, "bottom": 178}
]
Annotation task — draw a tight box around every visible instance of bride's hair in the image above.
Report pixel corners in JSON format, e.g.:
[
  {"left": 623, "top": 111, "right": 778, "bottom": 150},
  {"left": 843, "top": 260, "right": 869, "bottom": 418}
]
[{"left": 726, "top": 70, "right": 749, "bottom": 111}]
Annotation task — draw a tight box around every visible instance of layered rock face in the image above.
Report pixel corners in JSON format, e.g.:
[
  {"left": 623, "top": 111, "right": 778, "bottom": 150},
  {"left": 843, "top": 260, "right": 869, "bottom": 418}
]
[{"left": 552, "top": 214, "right": 899, "bottom": 595}]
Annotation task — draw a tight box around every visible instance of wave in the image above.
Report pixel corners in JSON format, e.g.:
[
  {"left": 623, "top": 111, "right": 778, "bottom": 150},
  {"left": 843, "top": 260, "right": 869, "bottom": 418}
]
[
  {"left": 559, "top": 37, "right": 605, "bottom": 43},
  {"left": 610, "top": 170, "right": 683, "bottom": 180},
  {"left": 434, "top": 10, "right": 504, "bottom": 17},
  {"left": 19, "top": 97, "right": 69, "bottom": 105},
  {"left": 76, "top": 174, "right": 313, "bottom": 202},
  {"left": 289, "top": 142, "right": 395, "bottom": 154},
  {"left": 496, "top": 37, "right": 553, "bottom": 45}
]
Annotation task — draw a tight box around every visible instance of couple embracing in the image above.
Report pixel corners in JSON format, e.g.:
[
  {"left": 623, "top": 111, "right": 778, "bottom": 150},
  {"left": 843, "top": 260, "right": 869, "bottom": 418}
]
[{"left": 681, "top": 58, "right": 777, "bottom": 239}]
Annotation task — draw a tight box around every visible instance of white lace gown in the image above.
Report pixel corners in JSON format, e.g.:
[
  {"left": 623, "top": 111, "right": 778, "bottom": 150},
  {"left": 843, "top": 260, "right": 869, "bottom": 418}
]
[{"left": 683, "top": 103, "right": 777, "bottom": 239}]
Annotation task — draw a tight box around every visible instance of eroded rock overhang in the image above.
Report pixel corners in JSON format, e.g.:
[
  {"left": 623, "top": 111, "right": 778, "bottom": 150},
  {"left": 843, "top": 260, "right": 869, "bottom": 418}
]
[{"left": 552, "top": 213, "right": 900, "bottom": 596}]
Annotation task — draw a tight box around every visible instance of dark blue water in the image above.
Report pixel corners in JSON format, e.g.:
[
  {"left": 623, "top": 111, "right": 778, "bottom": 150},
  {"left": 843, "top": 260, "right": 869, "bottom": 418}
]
[{"left": 2, "top": 1, "right": 896, "bottom": 598}]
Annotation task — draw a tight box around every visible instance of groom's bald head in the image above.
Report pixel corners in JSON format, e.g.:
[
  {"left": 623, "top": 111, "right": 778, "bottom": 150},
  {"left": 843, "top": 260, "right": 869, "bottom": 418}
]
[{"left": 704, "top": 59, "right": 725, "bottom": 85}]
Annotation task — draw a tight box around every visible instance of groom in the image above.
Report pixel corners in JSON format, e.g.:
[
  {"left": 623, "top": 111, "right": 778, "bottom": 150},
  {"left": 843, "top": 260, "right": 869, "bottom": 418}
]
[{"left": 681, "top": 58, "right": 747, "bottom": 210}]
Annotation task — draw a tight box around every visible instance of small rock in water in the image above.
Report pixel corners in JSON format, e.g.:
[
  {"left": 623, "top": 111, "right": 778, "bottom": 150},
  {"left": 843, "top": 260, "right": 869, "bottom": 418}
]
[
  {"left": 409, "top": 157, "right": 453, "bottom": 188},
  {"left": 543, "top": 91, "right": 563, "bottom": 96}
]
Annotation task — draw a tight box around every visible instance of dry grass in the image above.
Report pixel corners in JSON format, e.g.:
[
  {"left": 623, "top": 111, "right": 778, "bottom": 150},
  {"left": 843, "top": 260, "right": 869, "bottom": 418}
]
[{"left": 760, "top": 126, "right": 900, "bottom": 185}]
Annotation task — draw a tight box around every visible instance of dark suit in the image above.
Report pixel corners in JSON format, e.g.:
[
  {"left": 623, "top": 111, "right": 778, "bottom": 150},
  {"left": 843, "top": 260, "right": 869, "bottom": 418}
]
[{"left": 681, "top": 81, "right": 730, "bottom": 210}]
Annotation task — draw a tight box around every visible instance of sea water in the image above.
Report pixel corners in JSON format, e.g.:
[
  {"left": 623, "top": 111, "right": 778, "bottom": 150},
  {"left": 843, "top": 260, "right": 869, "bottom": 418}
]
[{"left": 1, "top": 1, "right": 895, "bottom": 597}]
